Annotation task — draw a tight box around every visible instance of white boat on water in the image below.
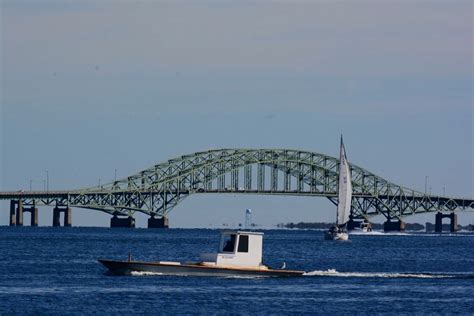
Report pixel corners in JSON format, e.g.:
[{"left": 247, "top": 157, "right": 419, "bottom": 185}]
[
  {"left": 349, "top": 221, "right": 374, "bottom": 234},
  {"left": 325, "top": 136, "right": 352, "bottom": 241},
  {"left": 325, "top": 226, "right": 349, "bottom": 241},
  {"left": 99, "top": 231, "right": 304, "bottom": 277},
  {"left": 360, "top": 221, "right": 373, "bottom": 233}
]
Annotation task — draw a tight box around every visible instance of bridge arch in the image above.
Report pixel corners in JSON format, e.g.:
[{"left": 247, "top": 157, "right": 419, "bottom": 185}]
[{"left": 72, "top": 148, "right": 473, "bottom": 219}]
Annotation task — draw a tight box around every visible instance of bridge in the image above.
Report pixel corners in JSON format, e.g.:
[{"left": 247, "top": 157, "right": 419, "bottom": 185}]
[{"left": 2, "top": 148, "right": 473, "bottom": 230}]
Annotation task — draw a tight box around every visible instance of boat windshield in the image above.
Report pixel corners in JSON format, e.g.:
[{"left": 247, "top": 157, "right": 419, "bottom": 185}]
[{"left": 221, "top": 234, "right": 236, "bottom": 252}]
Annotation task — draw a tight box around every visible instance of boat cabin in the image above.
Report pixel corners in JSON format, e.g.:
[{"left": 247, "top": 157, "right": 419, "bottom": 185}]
[{"left": 200, "top": 231, "right": 264, "bottom": 268}]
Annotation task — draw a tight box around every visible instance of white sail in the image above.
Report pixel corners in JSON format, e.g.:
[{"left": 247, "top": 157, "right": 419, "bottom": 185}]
[{"left": 336, "top": 137, "right": 352, "bottom": 226}]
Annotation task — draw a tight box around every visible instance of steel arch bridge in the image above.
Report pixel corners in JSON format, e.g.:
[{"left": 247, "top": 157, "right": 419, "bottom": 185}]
[{"left": 1, "top": 148, "right": 473, "bottom": 221}]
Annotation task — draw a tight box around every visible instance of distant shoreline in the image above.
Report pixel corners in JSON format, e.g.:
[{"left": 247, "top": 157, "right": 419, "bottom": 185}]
[{"left": 277, "top": 222, "right": 474, "bottom": 232}]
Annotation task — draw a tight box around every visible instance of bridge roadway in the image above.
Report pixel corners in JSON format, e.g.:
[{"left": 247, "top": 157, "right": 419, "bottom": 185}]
[
  {"left": 1, "top": 190, "right": 472, "bottom": 205},
  {"left": 1, "top": 148, "right": 473, "bottom": 230},
  {"left": 1, "top": 189, "right": 473, "bottom": 231}
]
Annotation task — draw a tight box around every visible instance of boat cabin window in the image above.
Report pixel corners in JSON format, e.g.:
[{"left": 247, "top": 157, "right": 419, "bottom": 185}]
[
  {"left": 221, "top": 234, "right": 236, "bottom": 252},
  {"left": 237, "top": 235, "right": 249, "bottom": 253}
]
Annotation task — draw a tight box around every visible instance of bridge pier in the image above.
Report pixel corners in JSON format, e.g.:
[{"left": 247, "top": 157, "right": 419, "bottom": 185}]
[
  {"left": 435, "top": 212, "right": 442, "bottom": 232},
  {"left": 9, "top": 200, "right": 16, "bottom": 226},
  {"left": 53, "top": 207, "right": 61, "bottom": 227},
  {"left": 435, "top": 212, "right": 458, "bottom": 233},
  {"left": 23, "top": 207, "right": 39, "bottom": 226},
  {"left": 16, "top": 200, "right": 24, "bottom": 226},
  {"left": 110, "top": 215, "right": 135, "bottom": 228},
  {"left": 9, "top": 200, "right": 24, "bottom": 226},
  {"left": 148, "top": 216, "right": 169, "bottom": 229},
  {"left": 31, "top": 207, "right": 39, "bottom": 226},
  {"left": 9, "top": 200, "right": 38, "bottom": 226},
  {"left": 64, "top": 208, "right": 72, "bottom": 227},
  {"left": 383, "top": 219, "right": 405, "bottom": 232},
  {"left": 53, "top": 207, "right": 72, "bottom": 227}
]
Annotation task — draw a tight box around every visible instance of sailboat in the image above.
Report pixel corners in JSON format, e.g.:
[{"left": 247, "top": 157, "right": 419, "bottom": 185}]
[{"left": 324, "top": 136, "right": 352, "bottom": 241}]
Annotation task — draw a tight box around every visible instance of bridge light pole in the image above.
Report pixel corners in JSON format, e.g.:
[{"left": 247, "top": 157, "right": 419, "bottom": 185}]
[
  {"left": 424, "top": 176, "right": 429, "bottom": 195},
  {"left": 443, "top": 186, "right": 446, "bottom": 196},
  {"left": 114, "top": 169, "right": 117, "bottom": 182},
  {"left": 29, "top": 180, "right": 33, "bottom": 191},
  {"left": 45, "top": 170, "right": 49, "bottom": 192}
]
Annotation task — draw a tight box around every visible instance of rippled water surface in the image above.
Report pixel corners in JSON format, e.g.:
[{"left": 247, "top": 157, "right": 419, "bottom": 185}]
[{"left": 0, "top": 227, "right": 473, "bottom": 314}]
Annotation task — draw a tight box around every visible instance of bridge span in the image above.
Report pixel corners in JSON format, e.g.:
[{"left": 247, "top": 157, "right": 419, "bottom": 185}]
[{"left": 1, "top": 149, "right": 473, "bottom": 230}]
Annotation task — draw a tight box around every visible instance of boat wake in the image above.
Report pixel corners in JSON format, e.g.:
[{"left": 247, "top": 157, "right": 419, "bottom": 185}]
[
  {"left": 303, "top": 269, "right": 474, "bottom": 279},
  {"left": 119, "top": 269, "right": 474, "bottom": 279},
  {"left": 350, "top": 231, "right": 474, "bottom": 237},
  {"left": 349, "top": 231, "right": 386, "bottom": 235},
  {"left": 129, "top": 271, "right": 164, "bottom": 276}
]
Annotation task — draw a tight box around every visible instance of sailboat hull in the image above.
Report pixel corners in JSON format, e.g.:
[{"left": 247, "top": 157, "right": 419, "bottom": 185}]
[{"left": 324, "top": 231, "right": 349, "bottom": 241}]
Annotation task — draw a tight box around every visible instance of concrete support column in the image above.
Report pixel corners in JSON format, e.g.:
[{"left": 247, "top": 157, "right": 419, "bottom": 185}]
[
  {"left": 64, "top": 208, "right": 72, "bottom": 227},
  {"left": 148, "top": 216, "right": 169, "bottom": 229},
  {"left": 450, "top": 212, "right": 458, "bottom": 232},
  {"left": 16, "top": 200, "right": 23, "bottom": 226},
  {"left": 110, "top": 215, "right": 135, "bottom": 228},
  {"left": 435, "top": 212, "right": 443, "bottom": 233},
  {"left": 9, "top": 200, "right": 16, "bottom": 226},
  {"left": 53, "top": 207, "right": 61, "bottom": 227},
  {"left": 31, "top": 207, "right": 39, "bottom": 227},
  {"left": 383, "top": 219, "right": 405, "bottom": 232}
]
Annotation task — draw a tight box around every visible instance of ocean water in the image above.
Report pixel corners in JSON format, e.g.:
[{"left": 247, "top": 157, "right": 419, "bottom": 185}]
[{"left": 0, "top": 227, "right": 473, "bottom": 314}]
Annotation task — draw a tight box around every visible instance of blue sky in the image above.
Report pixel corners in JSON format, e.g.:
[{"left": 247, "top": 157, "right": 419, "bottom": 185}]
[{"left": 1, "top": 0, "right": 473, "bottom": 227}]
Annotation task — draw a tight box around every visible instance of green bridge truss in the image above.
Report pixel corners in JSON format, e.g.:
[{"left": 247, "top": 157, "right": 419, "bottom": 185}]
[{"left": 1, "top": 149, "right": 473, "bottom": 220}]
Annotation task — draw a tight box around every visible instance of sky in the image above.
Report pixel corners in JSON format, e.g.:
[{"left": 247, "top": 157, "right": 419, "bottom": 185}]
[{"left": 1, "top": 0, "right": 473, "bottom": 228}]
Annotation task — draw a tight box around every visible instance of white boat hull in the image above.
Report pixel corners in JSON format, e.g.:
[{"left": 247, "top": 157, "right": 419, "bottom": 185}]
[{"left": 324, "top": 231, "right": 349, "bottom": 241}]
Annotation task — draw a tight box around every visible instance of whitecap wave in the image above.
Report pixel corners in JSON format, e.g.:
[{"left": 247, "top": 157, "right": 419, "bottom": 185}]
[{"left": 303, "top": 269, "right": 457, "bottom": 279}]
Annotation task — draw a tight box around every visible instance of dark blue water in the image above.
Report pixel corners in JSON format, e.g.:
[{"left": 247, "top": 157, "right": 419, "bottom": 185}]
[{"left": 1, "top": 227, "right": 473, "bottom": 314}]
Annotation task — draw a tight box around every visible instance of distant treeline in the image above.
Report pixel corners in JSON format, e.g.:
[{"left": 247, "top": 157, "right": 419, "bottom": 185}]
[{"left": 278, "top": 222, "right": 474, "bottom": 231}]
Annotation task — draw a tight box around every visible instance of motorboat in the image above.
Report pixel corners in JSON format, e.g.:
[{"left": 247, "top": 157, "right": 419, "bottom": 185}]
[
  {"left": 325, "top": 136, "right": 352, "bottom": 241},
  {"left": 360, "top": 221, "right": 373, "bottom": 232},
  {"left": 99, "top": 231, "right": 304, "bottom": 277}
]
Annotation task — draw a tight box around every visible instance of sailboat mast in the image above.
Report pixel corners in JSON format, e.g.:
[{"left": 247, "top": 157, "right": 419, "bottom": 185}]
[
  {"left": 335, "top": 136, "right": 343, "bottom": 224},
  {"left": 337, "top": 136, "right": 343, "bottom": 226}
]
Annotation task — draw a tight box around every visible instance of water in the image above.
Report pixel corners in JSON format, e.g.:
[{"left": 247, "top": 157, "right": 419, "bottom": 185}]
[{"left": 0, "top": 227, "right": 473, "bottom": 314}]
